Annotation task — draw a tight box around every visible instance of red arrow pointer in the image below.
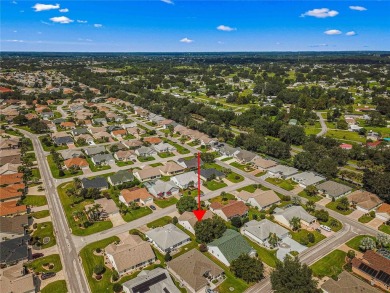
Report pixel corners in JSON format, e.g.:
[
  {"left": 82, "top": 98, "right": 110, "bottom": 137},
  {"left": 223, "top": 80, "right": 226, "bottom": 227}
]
[{"left": 193, "top": 152, "right": 205, "bottom": 221}]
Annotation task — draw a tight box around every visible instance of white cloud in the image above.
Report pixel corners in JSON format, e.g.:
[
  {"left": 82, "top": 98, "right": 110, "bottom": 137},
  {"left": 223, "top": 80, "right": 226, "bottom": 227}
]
[
  {"left": 346, "top": 31, "right": 357, "bottom": 36},
  {"left": 50, "top": 16, "right": 74, "bottom": 24},
  {"left": 180, "top": 37, "right": 193, "bottom": 43},
  {"left": 32, "top": 3, "right": 60, "bottom": 12},
  {"left": 301, "top": 8, "right": 339, "bottom": 18},
  {"left": 217, "top": 41, "right": 225, "bottom": 44},
  {"left": 59, "top": 8, "right": 69, "bottom": 12},
  {"left": 217, "top": 25, "right": 236, "bottom": 32},
  {"left": 13, "top": 30, "right": 17, "bottom": 33},
  {"left": 77, "top": 20, "right": 87, "bottom": 23},
  {"left": 349, "top": 6, "right": 367, "bottom": 11},
  {"left": 324, "top": 29, "right": 342, "bottom": 35},
  {"left": 309, "top": 43, "right": 328, "bottom": 47},
  {"left": 12, "top": 1, "right": 18, "bottom": 4},
  {"left": 161, "top": 0, "right": 174, "bottom": 4},
  {"left": 5, "top": 39, "right": 24, "bottom": 43},
  {"left": 78, "top": 38, "right": 93, "bottom": 42},
  {"left": 94, "top": 24, "right": 103, "bottom": 28}
]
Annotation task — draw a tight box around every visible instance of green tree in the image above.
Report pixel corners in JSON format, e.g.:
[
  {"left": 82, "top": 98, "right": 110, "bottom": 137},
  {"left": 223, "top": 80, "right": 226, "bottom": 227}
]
[
  {"left": 93, "top": 264, "right": 105, "bottom": 275},
  {"left": 194, "top": 216, "right": 227, "bottom": 243},
  {"left": 113, "top": 283, "right": 123, "bottom": 293},
  {"left": 359, "top": 237, "right": 376, "bottom": 251},
  {"left": 289, "top": 217, "right": 301, "bottom": 231},
  {"left": 231, "top": 216, "right": 242, "bottom": 228},
  {"left": 176, "top": 196, "right": 197, "bottom": 214},
  {"left": 337, "top": 197, "right": 350, "bottom": 211},
  {"left": 270, "top": 256, "right": 320, "bottom": 293},
  {"left": 304, "top": 185, "right": 318, "bottom": 197},
  {"left": 164, "top": 252, "right": 172, "bottom": 262},
  {"left": 268, "top": 232, "right": 279, "bottom": 248},
  {"left": 314, "top": 209, "right": 329, "bottom": 222},
  {"left": 231, "top": 254, "right": 264, "bottom": 283}
]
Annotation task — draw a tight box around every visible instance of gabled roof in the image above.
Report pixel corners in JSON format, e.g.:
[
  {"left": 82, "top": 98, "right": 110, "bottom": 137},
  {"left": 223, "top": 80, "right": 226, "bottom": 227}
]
[
  {"left": 0, "top": 173, "right": 23, "bottom": 185},
  {"left": 208, "top": 229, "right": 253, "bottom": 263},
  {"left": 235, "top": 150, "right": 257, "bottom": 162},
  {"left": 171, "top": 171, "right": 198, "bottom": 186},
  {"left": 120, "top": 187, "right": 152, "bottom": 203},
  {"left": 291, "top": 172, "right": 325, "bottom": 186},
  {"left": 243, "top": 219, "right": 289, "bottom": 241},
  {"left": 84, "top": 146, "right": 106, "bottom": 156},
  {"left": 108, "top": 170, "right": 134, "bottom": 185},
  {"left": 177, "top": 157, "right": 202, "bottom": 169},
  {"left": 91, "top": 153, "right": 114, "bottom": 164},
  {"left": 0, "top": 201, "right": 27, "bottom": 216},
  {"left": 275, "top": 205, "right": 316, "bottom": 223},
  {"left": 252, "top": 157, "right": 277, "bottom": 169},
  {"left": 0, "top": 235, "right": 30, "bottom": 264},
  {"left": 81, "top": 177, "right": 108, "bottom": 189},
  {"left": 347, "top": 190, "right": 383, "bottom": 211},
  {"left": 316, "top": 180, "right": 353, "bottom": 198},
  {"left": 200, "top": 168, "right": 225, "bottom": 180},
  {"left": 146, "top": 224, "right": 190, "bottom": 251},
  {"left": 135, "top": 167, "right": 161, "bottom": 180},
  {"left": 159, "top": 162, "right": 185, "bottom": 174},
  {"left": 64, "top": 157, "right": 88, "bottom": 168},
  {"left": 178, "top": 210, "right": 214, "bottom": 229},
  {"left": 210, "top": 200, "right": 249, "bottom": 218},
  {"left": 321, "top": 271, "right": 379, "bottom": 293},
  {"left": 0, "top": 214, "right": 29, "bottom": 234}
]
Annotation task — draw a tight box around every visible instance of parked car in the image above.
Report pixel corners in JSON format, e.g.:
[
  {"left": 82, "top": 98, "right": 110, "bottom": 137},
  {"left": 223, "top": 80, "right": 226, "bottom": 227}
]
[
  {"left": 41, "top": 272, "right": 56, "bottom": 280},
  {"left": 31, "top": 253, "right": 44, "bottom": 260},
  {"left": 150, "top": 205, "right": 156, "bottom": 211},
  {"left": 320, "top": 225, "right": 331, "bottom": 232}
]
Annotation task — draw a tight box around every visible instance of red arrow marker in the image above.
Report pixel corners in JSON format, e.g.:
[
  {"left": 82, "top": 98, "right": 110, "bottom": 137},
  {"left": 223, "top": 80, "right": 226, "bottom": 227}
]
[{"left": 193, "top": 152, "right": 205, "bottom": 221}]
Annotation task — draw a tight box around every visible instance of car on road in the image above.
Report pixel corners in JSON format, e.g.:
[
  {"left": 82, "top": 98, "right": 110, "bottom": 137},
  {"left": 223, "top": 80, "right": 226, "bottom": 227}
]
[
  {"left": 150, "top": 205, "right": 156, "bottom": 211},
  {"left": 31, "top": 253, "right": 44, "bottom": 260},
  {"left": 41, "top": 272, "right": 56, "bottom": 280},
  {"left": 320, "top": 225, "right": 331, "bottom": 232}
]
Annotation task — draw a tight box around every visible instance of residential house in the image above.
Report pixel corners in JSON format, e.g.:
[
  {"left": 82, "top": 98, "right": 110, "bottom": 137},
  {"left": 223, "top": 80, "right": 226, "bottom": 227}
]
[
  {"left": 200, "top": 168, "right": 225, "bottom": 181},
  {"left": 53, "top": 135, "right": 73, "bottom": 146},
  {"left": 144, "top": 180, "right": 180, "bottom": 198},
  {"left": 267, "top": 165, "right": 299, "bottom": 179},
  {"left": 0, "top": 183, "right": 25, "bottom": 202},
  {"left": 291, "top": 172, "right": 326, "bottom": 188},
  {"left": 91, "top": 153, "right": 115, "bottom": 166},
  {"left": 84, "top": 146, "right": 106, "bottom": 156},
  {"left": 0, "top": 173, "right": 23, "bottom": 185},
  {"left": 347, "top": 191, "right": 383, "bottom": 213},
  {"left": 63, "top": 157, "right": 89, "bottom": 170},
  {"left": 0, "top": 163, "right": 20, "bottom": 175},
  {"left": 126, "top": 127, "right": 145, "bottom": 137},
  {"left": 177, "top": 157, "right": 202, "bottom": 171},
  {"left": 170, "top": 171, "right": 198, "bottom": 189},
  {"left": 144, "top": 137, "right": 162, "bottom": 145},
  {"left": 81, "top": 177, "right": 108, "bottom": 190},
  {"left": 93, "top": 118, "right": 107, "bottom": 125},
  {"left": 88, "top": 126, "right": 107, "bottom": 135},
  {"left": 216, "top": 144, "right": 240, "bottom": 157},
  {"left": 119, "top": 187, "right": 154, "bottom": 206},
  {"left": 274, "top": 206, "right": 317, "bottom": 229},
  {"left": 76, "top": 134, "right": 94, "bottom": 145},
  {"left": 351, "top": 250, "right": 390, "bottom": 291},
  {"left": 108, "top": 170, "right": 134, "bottom": 186},
  {"left": 0, "top": 138, "right": 19, "bottom": 150},
  {"left": 61, "top": 150, "right": 83, "bottom": 160},
  {"left": 145, "top": 224, "right": 190, "bottom": 253},
  {"left": 209, "top": 200, "right": 249, "bottom": 221},
  {"left": 167, "top": 249, "right": 224, "bottom": 293},
  {"left": 111, "top": 129, "right": 127, "bottom": 139},
  {"left": 122, "top": 268, "right": 180, "bottom": 293},
  {"left": 236, "top": 189, "right": 280, "bottom": 211},
  {"left": 89, "top": 198, "right": 118, "bottom": 215},
  {"left": 123, "top": 140, "right": 143, "bottom": 149},
  {"left": 153, "top": 142, "right": 176, "bottom": 153},
  {"left": 93, "top": 131, "right": 112, "bottom": 141},
  {"left": 0, "top": 235, "right": 30, "bottom": 266},
  {"left": 0, "top": 149, "right": 21, "bottom": 165},
  {"left": 0, "top": 262, "right": 36, "bottom": 293},
  {"left": 234, "top": 150, "right": 258, "bottom": 164},
  {"left": 134, "top": 167, "right": 162, "bottom": 182},
  {"left": 0, "top": 215, "right": 30, "bottom": 242},
  {"left": 105, "top": 234, "right": 156, "bottom": 275},
  {"left": 321, "top": 271, "right": 380, "bottom": 293},
  {"left": 376, "top": 203, "right": 390, "bottom": 222},
  {"left": 159, "top": 161, "right": 185, "bottom": 176},
  {"left": 241, "top": 219, "right": 289, "bottom": 247},
  {"left": 316, "top": 181, "right": 353, "bottom": 200},
  {"left": 0, "top": 201, "right": 27, "bottom": 217},
  {"left": 207, "top": 229, "right": 256, "bottom": 266},
  {"left": 252, "top": 157, "right": 277, "bottom": 170},
  {"left": 135, "top": 146, "right": 157, "bottom": 157},
  {"left": 114, "top": 150, "right": 136, "bottom": 162},
  {"left": 60, "top": 121, "right": 76, "bottom": 129},
  {"left": 340, "top": 143, "right": 353, "bottom": 150},
  {"left": 178, "top": 210, "right": 214, "bottom": 234}
]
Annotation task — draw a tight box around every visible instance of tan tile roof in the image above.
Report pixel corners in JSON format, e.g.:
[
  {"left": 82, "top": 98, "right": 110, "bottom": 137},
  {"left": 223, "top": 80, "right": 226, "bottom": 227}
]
[
  {"left": 0, "top": 200, "right": 27, "bottom": 216},
  {"left": 178, "top": 210, "right": 214, "bottom": 229},
  {"left": 120, "top": 188, "right": 152, "bottom": 203},
  {"left": 135, "top": 167, "right": 161, "bottom": 180},
  {"left": 211, "top": 200, "right": 249, "bottom": 218},
  {"left": 159, "top": 162, "right": 185, "bottom": 174},
  {"left": 347, "top": 190, "right": 383, "bottom": 210},
  {"left": 143, "top": 137, "right": 162, "bottom": 145},
  {"left": 252, "top": 157, "right": 277, "bottom": 169},
  {"left": 64, "top": 157, "right": 89, "bottom": 168},
  {"left": 321, "top": 271, "right": 380, "bottom": 293}
]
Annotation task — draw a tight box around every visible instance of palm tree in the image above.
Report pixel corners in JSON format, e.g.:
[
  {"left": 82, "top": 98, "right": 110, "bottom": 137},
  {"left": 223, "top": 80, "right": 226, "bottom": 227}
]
[
  {"left": 289, "top": 217, "right": 301, "bottom": 231},
  {"left": 292, "top": 196, "right": 302, "bottom": 206},
  {"left": 306, "top": 200, "right": 316, "bottom": 213},
  {"left": 268, "top": 232, "right": 279, "bottom": 248},
  {"left": 73, "top": 177, "right": 82, "bottom": 189}
]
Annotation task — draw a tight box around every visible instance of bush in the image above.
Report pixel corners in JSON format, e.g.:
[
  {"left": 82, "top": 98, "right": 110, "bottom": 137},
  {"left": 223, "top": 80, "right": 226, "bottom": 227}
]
[
  {"left": 231, "top": 216, "right": 242, "bottom": 228},
  {"left": 48, "top": 264, "right": 54, "bottom": 269},
  {"left": 260, "top": 214, "right": 266, "bottom": 219},
  {"left": 113, "top": 283, "right": 123, "bottom": 293},
  {"left": 199, "top": 243, "right": 208, "bottom": 252},
  {"left": 96, "top": 248, "right": 101, "bottom": 253},
  {"left": 252, "top": 214, "right": 258, "bottom": 220},
  {"left": 282, "top": 195, "right": 291, "bottom": 201},
  {"left": 112, "top": 270, "right": 119, "bottom": 282},
  {"left": 33, "top": 223, "right": 38, "bottom": 229},
  {"left": 164, "top": 252, "right": 172, "bottom": 262},
  {"left": 369, "top": 211, "right": 375, "bottom": 218},
  {"left": 307, "top": 233, "right": 315, "bottom": 243},
  {"left": 93, "top": 265, "right": 105, "bottom": 275},
  {"left": 299, "top": 237, "right": 309, "bottom": 246},
  {"left": 172, "top": 216, "right": 178, "bottom": 225}
]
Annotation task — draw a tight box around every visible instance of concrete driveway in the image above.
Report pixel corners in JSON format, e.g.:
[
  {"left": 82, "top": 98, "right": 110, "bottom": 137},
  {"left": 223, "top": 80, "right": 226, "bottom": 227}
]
[
  {"left": 109, "top": 213, "right": 126, "bottom": 227},
  {"left": 348, "top": 209, "right": 365, "bottom": 220},
  {"left": 366, "top": 218, "right": 384, "bottom": 229},
  {"left": 277, "top": 237, "right": 307, "bottom": 261},
  {"left": 317, "top": 197, "right": 331, "bottom": 207}
]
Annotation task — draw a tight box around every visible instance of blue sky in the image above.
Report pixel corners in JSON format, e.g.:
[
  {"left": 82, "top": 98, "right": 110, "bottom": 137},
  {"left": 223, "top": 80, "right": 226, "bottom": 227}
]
[{"left": 1, "top": 1, "right": 389, "bottom": 52}]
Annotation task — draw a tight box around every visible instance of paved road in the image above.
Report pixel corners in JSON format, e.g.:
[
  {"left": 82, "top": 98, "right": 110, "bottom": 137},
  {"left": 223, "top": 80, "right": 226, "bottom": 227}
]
[
  {"left": 57, "top": 99, "right": 69, "bottom": 118},
  {"left": 316, "top": 112, "right": 327, "bottom": 137},
  {"left": 18, "top": 128, "right": 90, "bottom": 293}
]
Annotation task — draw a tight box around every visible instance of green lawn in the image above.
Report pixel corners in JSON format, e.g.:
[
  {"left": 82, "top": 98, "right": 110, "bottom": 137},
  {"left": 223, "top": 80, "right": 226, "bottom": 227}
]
[
  {"left": 226, "top": 172, "right": 244, "bottom": 183},
  {"left": 244, "top": 237, "right": 278, "bottom": 268},
  {"left": 32, "top": 221, "right": 56, "bottom": 249},
  {"left": 326, "top": 130, "right": 366, "bottom": 143},
  {"left": 39, "top": 136, "right": 68, "bottom": 151},
  {"left": 298, "top": 191, "right": 322, "bottom": 203},
  {"left": 32, "top": 210, "right": 50, "bottom": 219},
  {"left": 230, "top": 162, "right": 254, "bottom": 172},
  {"left": 22, "top": 195, "right": 47, "bottom": 206},
  {"left": 319, "top": 216, "right": 343, "bottom": 232},
  {"left": 237, "top": 185, "right": 259, "bottom": 193},
  {"left": 41, "top": 280, "right": 68, "bottom": 293},
  {"left": 210, "top": 193, "right": 236, "bottom": 203},
  {"left": 47, "top": 155, "right": 83, "bottom": 179},
  {"left": 31, "top": 168, "right": 41, "bottom": 180},
  {"left": 220, "top": 157, "right": 232, "bottom": 161},
  {"left": 138, "top": 156, "right": 155, "bottom": 162},
  {"left": 80, "top": 237, "right": 119, "bottom": 293},
  {"left": 154, "top": 197, "right": 178, "bottom": 208},
  {"left": 379, "top": 224, "right": 390, "bottom": 235},
  {"left": 346, "top": 235, "right": 376, "bottom": 251},
  {"left": 325, "top": 200, "right": 353, "bottom": 215},
  {"left": 57, "top": 183, "right": 113, "bottom": 236},
  {"left": 121, "top": 207, "right": 153, "bottom": 222},
  {"left": 28, "top": 254, "right": 62, "bottom": 273},
  {"left": 255, "top": 171, "right": 267, "bottom": 177},
  {"left": 86, "top": 157, "right": 111, "bottom": 172},
  {"left": 311, "top": 250, "right": 347, "bottom": 278},
  {"left": 291, "top": 229, "right": 326, "bottom": 247},
  {"left": 165, "top": 140, "right": 190, "bottom": 154},
  {"left": 204, "top": 180, "right": 227, "bottom": 191},
  {"left": 150, "top": 162, "right": 163, "bottom": 167},
  {"left": 157, "top": 152, "right": 175, "bottom": 158},
  {"left": 266, "top": 178, "right": 296, "bottom": 191},
  {"left": 358, "top": 214, "right": 375, "bottom": 223},
  {"left": 146, "top": 216, "right": 172, "bottom": 228},
  {"left": 116, "top": 160, "right": 134, "bottom": 167}
]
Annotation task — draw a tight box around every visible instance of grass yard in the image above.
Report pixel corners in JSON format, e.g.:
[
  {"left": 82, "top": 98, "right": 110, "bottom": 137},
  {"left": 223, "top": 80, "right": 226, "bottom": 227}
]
[
  {"left": 226, "top": 172, "right": 244, "bottom": 183},
  {"left": 230, "top": 162, "right": 254, "bottom": 172},
  {"left": 220, "top": 157, "right": 232, "bottom": 162},
  {"left": 266, "top": 177, "right": 296, "bottom": 191},
  {"left": 166, "top": 140, "right": 190, "bottom": 154},
  {"left": 311, "top": 250, "right": 346, "bottom": 278},
  {"left": 57, "top": 183, "right": 113, "bottom": 236},
  {"left": 298, "top": 190, "right": 322, "bottom": 202},
  {"left": 244, "top": 237, "right": 278, "bottom": 268},
  {"left": 209, "top": 193, "right": 236, "bottom": 204},
  {"left": 28, "top": 254, "right": 63, "bottom": 273},
  {"left": 291, "top": 229, "right": 326, "bottom": 247},
  {"left": 31, "top": 168, "right": 41, "bottom": 180},
  {"left": 379, "top": 224, "right": 390, "bottom": 235},
  {"left": 22, "top": 195, "right": 47, "bottom": 206},
  {"left": 150, "top": 162, "right": 163, "bottom": 167},
  {"left": 32, "top": 210, "right": 50, "bottom": 219},
  {"left": 80, "top": 237, "right": 119, "bottom": 293},
  {"left": 237, "top": 185, "right": 257, "bottom": 193},
  {"left": 255, "top": 171, "right": 267, "bottom": 177},
  {"left": 32, "top": 222, "right": 56, "bottom": 249},
  {"left": 116, "top": 160, "right": 134, "bottom": 167},
  {"left": 319, "top": 216, "right": 343, "bottom": 232},
  {"left": 39, "top": 136, "right": 68, "bottom": 151},
  {"left": 326, "top": 130, "right": 366, "bottom": 143},
  {"left": 204, "top": 180, "right": 227, "bottom": 191},
  {"left": 47, "top": 155, "right": 83, "bottom": 179},
  {"left": 41, "top": 280, "right": 68, "bottom": 293},
  {"left": 346, "top": 235, "right": 376, "bottom": 251},
  {"left": 358, "top": 214, "right": 375, "bottom": 223},
  {"left": 85, "top": 157, "right": 111, "bottom": 172},
  {"left": 325, "top": 200, "right": 353, "bottom": 215},
  {"left": 137, "top": 156, "right": 155, "bottom": 162},
  {"left": 157, "top": 152, "right": 175, "bottom": 158},
  {"left": 121, "top": 207, "right": 153, "bottom": 222},
  {"left": 146, "top": 216, "right": 172, "bottom": 228},
  {"left": 154, "top": 197, "right": 178, "bottom": 208}
]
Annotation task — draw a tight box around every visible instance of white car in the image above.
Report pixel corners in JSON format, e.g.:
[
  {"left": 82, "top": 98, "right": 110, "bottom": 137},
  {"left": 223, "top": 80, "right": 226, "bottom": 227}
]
[{"left": 320, "top": 225, "right": 331, "bottom": 232}]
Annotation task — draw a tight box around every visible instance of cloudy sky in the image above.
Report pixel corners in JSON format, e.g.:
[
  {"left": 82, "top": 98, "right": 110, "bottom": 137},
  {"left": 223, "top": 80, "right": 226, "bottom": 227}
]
[{"left": 1, "top": 1, "right": 389, "bottom": 52}]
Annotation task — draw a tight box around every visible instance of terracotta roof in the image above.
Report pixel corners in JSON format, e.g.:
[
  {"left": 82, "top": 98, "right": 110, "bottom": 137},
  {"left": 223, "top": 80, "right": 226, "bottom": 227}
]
[
  {"left": 0, "top": 183, "right": 25, "bottom": 200},
  {"left": 0, "top": 87, "right": 13, "bottom": 93},
  {"left": 0, "top": 173, "right": 24, "bottom": 185},
  {"left": 352, "top": 250, "right": 390, "bottom": 275},
  {"left": 0, "top": 200, "right": 27, "bottom": 216},
  {"left": 143, "top": 137, "right": 162, "bottom": 145},
  {"left": 211, "top": 200, "right": 249, "bottom": 218},
  {"left": 64, "top": 157, "right": 89, "bottom": 168},
  {"left": 366, "top": 141, "right": 382, "bottom": 148},
  {"left": 376, "top": 203, "right": 390, "bottom": 214},
  {"left": 347, "top": 190, "right": 383, "bottom": 210},
  {"left": 60, "top": 121, "right": 75, "bottom": 128},
  {"left": 120, "top": 187, "right": 152, "bottom": 203},
  {"left": 112, "top": 129, "right": 127, "bottom": 136},
  {"left": 340, "top": 143, "right": 353, "bottom": 149}
]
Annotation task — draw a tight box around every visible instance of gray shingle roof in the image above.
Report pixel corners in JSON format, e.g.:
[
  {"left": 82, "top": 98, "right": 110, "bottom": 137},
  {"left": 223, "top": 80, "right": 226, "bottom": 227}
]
[
  {"left": 81, "top": 177, "right": 108, "bottom": 189},
  {"left": 146, "top": 224, "right": 190, "bottom": 251},
  {"left": 243, "top": 219, "right": 289, "bottom": 241},
  {"left": 275, "top": 205, "right": 316, "bottom": 223},
  {"left": 316, "top": 180, "right": 353, "bottom": 198},
  {"left": 0, "top": 235, "right": 30, "bottom": 264},
  {"left": 108, "top": 170, "right": 134, "bottom": 185}
]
